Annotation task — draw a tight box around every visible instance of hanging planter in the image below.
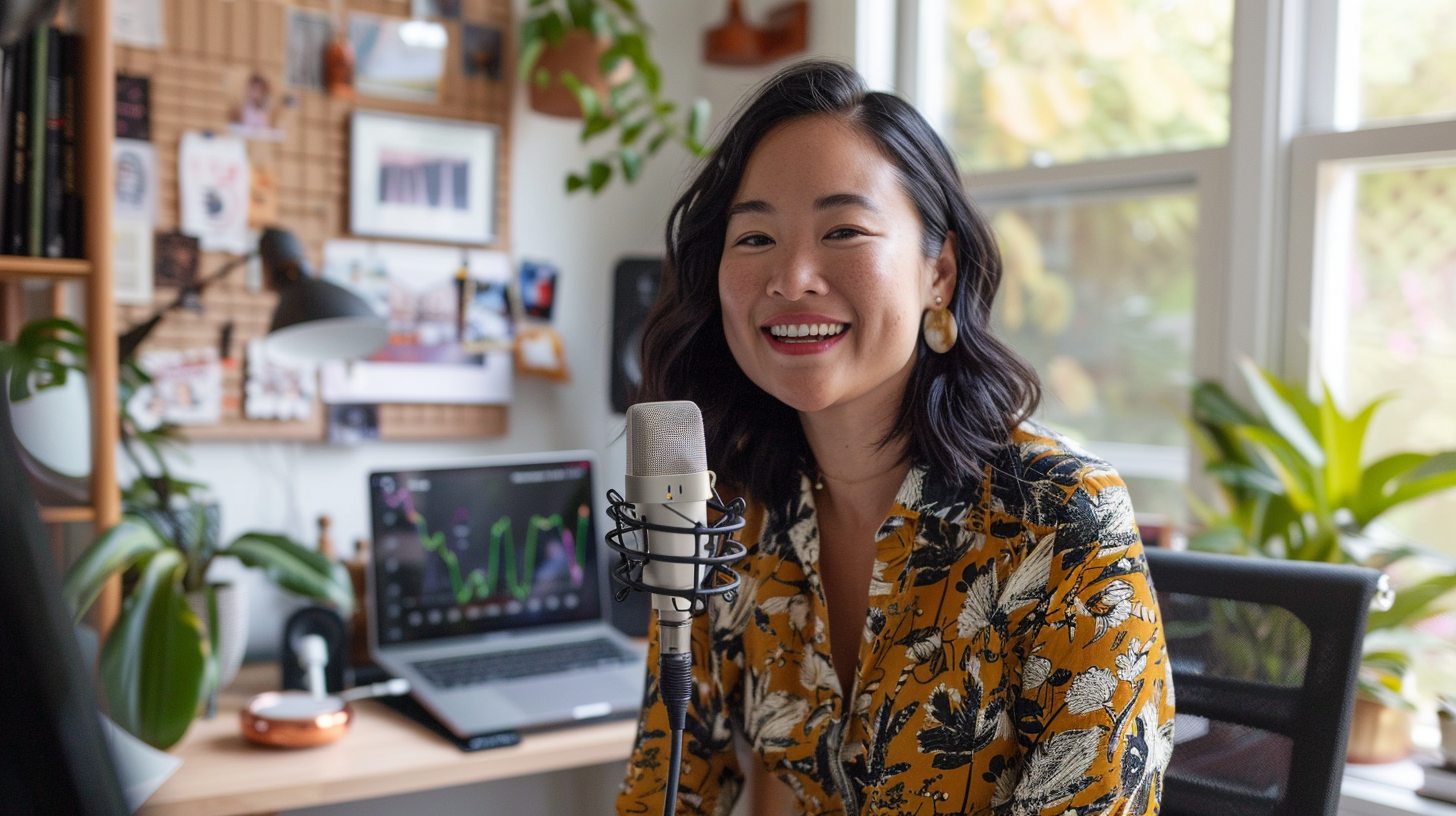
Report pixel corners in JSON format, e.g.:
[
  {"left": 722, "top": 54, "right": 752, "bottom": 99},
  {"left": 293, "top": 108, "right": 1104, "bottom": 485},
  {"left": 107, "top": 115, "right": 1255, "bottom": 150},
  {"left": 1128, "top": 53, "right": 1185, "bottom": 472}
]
[
  {"left": 529, "top": 29, "right": 632, "bottom": 118},
  {"left": 520, "top": 0, "right": 712, "bottom": 194}
]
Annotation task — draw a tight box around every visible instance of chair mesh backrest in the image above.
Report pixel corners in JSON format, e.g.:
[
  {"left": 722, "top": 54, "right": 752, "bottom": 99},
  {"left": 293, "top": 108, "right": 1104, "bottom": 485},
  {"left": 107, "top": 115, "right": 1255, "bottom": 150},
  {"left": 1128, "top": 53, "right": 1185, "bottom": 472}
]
[{"left": 1144, "top": 548, "right": 1381, "bottom": 816}]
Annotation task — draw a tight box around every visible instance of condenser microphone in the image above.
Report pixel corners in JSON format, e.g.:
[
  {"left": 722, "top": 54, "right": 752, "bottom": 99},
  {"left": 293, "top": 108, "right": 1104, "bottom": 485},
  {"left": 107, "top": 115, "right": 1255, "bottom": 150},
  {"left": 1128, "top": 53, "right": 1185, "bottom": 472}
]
[
  {"left": 615, "top": 400, "right": 745, "bottom": 816},
  {"left": 624, "top": 400, "right": 713, "bottom": 656}
]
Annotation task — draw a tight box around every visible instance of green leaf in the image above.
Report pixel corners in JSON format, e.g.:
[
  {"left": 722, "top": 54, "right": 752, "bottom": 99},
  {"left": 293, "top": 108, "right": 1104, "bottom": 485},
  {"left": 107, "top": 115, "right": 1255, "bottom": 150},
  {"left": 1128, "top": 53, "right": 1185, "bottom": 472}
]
[
  {"left": 565, "top": 173, "right": 587, "bottom": 193},
  {"left": 619, "top": 147, "right": 642, "bottom": 182},
  {"left": 534, "top": 66, "right": 551, "bottom": 89},
  {"left": 1381, "top": 452, "right": 1456, "bottom": 514},
  {"left": 62, "top": 517, "right": 167, "bottom": 621},
  {"left": 615, "top": 33, "right": 658, "bottom": 95},
  {"left": 560, "top": 71, "right": 600, "bottom": 119},
  {"left": 539, "top": 10, "right": 568, "bottom": 46},
  {"left": 687, "top": 98, "right": 711, "bottom": 150},
  {"left": 1234, "top": 425, "right": 1320, "bottom": 513},
  {"left": 582, "top": 111, "right": 616, "bottom": 141},
  {"left": 1238, "top": 359, "right": 1325, "bottom": 469},
  {"left": 223, "top": 533, "right": 354, "bottom": 615},
  {"left": 100, "top": 549, "right": 206, "bottom": 749},
  {"left": 1321, "top": 384, "right": 1372, "bottom": 508},
  {"left": 1353, "top": 451, "right": 1456, "bottom": 525},
  {"left": 619, "top": 118, "right": 648, "bottom": 145},
  {"left": 1205, "top": 461, "right": 1284, "bottom": 495},
  {"left": 588, "top": 159, "right": 612, "bottom": 193},
  {"left": 1367, "top": 573, "right": 1456, "bottom": 632},
  {"left": 565, "top": 0, "right": 594, "bottom": 29},
  {"left": 518, "top": 37, "right": 545, "bottom": 81},
  {"left": 646, "top": 128, "right": 671, "bottom": 156}
]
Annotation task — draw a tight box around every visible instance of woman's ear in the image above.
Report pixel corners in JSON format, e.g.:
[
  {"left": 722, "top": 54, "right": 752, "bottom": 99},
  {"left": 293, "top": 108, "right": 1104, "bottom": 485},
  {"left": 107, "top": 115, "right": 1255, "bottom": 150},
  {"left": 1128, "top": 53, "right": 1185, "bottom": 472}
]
[{"left": 931, "top": 232, "right": 958, "bottom": 305}]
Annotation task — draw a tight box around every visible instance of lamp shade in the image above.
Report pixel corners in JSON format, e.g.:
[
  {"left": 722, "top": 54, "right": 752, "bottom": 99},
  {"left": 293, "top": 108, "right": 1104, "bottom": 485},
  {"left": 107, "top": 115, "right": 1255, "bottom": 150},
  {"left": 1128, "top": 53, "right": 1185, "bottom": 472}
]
[
  {"left": 267, "top": 276, "right": 387, "bottom": 361},
  {"left": 259, "top": 227, "right": 387, "bottom": 362}
]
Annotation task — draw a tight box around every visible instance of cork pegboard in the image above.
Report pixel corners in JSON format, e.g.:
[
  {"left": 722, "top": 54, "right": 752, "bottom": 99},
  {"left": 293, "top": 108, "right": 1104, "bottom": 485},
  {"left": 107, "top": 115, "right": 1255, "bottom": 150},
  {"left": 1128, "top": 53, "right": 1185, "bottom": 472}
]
[{"left": 115, "top": 0, "right": 511, "bottom": 441}]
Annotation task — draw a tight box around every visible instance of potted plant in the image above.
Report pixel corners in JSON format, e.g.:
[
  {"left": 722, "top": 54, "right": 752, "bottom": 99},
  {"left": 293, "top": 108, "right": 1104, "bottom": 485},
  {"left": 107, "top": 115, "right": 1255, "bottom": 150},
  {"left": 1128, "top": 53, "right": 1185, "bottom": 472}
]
[
  {"left": 519, "top": 0, "right": 712, "bottom": 194},
  {"left": 1188, "top": 359, "right": 1456, "bottom": 761},
  {"left": 0, "top": 317, "right": 354, "bottom": 750}
]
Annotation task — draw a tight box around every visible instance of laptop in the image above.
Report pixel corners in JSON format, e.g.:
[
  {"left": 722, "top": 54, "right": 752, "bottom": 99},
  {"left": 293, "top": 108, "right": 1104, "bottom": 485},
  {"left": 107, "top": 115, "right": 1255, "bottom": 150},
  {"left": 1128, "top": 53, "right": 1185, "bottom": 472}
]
[{"left": 366, "top": 451, "right": 645, "bottom": 738}]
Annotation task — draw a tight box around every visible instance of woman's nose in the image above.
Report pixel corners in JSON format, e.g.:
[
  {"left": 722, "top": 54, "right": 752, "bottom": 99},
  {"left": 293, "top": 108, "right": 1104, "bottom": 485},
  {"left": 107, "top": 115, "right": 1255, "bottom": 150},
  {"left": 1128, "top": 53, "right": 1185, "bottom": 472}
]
[{"left": 766, "top": 244, "right": 824, "bottom": 300}]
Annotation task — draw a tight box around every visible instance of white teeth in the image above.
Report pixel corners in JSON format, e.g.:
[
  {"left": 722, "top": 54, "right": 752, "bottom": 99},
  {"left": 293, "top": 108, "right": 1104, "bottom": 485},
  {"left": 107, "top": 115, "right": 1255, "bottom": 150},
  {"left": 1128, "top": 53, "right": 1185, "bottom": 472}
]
[{"left": 768, "top": 323, "right": 847, "bottom": 340}]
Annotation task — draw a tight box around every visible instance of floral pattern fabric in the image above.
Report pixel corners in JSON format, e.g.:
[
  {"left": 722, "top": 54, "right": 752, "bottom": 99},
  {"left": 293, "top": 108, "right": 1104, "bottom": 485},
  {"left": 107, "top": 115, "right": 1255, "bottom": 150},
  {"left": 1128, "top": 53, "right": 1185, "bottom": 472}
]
[{"left": 617, "top": 423, "right": 1175, "bottom": 816}]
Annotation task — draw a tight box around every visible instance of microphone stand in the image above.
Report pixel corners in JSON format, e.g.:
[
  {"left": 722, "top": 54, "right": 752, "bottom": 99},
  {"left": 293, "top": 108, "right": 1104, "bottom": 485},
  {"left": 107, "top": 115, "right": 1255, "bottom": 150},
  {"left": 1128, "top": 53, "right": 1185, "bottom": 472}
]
[{"left": 606, "top": 489, "right": 747, "bottom": 816}]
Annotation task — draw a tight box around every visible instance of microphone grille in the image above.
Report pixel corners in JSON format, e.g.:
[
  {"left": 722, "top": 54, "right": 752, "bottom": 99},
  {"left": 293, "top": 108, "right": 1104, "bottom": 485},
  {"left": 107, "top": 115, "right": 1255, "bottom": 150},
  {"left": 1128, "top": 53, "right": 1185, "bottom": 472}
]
[{"left": 626, "top": 401, "right": 707, "bottom": 476}]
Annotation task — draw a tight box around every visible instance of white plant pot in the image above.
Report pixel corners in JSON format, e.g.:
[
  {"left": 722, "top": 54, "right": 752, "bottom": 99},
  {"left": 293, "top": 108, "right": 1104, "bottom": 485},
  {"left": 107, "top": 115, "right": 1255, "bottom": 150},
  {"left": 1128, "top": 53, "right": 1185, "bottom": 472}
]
[
  {"left": 187, "top": 582, "right": 249, "bottom": 692},
  {"left": 9, "top": 371, "right": 90, "bottom": 478}
]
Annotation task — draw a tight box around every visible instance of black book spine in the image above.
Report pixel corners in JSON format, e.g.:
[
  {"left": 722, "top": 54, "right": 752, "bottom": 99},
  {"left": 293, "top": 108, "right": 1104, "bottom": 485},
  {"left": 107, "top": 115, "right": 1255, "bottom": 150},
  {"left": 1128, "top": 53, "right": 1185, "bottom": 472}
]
[
  {"left": 0, "top": 48, "right": 13, "bottom": 243},
  {"left": 54, "top": 32, "right": 78, "bottom": 258},
  {"left": 5, "top": 34, "right": 31, "bottom": 256},
  {"left": 42, "top": 27, "right": 63, "bottom": 259},
  {"left": 26, "top": 26, "right": 48, "bottom": 257}
]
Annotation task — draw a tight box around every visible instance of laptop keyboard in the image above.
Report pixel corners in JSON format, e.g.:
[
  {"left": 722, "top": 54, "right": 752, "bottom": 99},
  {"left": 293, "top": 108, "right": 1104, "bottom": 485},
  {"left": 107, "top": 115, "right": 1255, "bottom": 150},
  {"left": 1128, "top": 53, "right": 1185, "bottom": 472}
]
[{"left": 412, "top": 638, "right": 635, "bottom": 689}]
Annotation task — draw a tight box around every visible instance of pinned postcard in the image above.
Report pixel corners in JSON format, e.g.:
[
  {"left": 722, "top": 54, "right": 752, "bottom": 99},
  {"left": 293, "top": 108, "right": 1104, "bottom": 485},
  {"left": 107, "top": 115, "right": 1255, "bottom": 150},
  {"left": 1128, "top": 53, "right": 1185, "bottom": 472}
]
[
  {"left": 348, "top": 14, "right": 448, "bottom": 102},
  {"left": 113, "top": 0, "right": 165, "bottom": 49},
  {"left": 179, "top": 132, "right": 251, "bottom": 253},
  {"left": 244, "top": 339, "right": 316, "bottom": 421},
  {"left": 318, "top": 240, "right": 512, "bottom": 404},
  {"left": 113, "top": 138, "right": 157, "bottom": 223},
  {"left": 133, "top": 348, "right": 224, "bottom": 426},
  {"left": 112, "top": 219, "right": 154, "bottom": 306}
]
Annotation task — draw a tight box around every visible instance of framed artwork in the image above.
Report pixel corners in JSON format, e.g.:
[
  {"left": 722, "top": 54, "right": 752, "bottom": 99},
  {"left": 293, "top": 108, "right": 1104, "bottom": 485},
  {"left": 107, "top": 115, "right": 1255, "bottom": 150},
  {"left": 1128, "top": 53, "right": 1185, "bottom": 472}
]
[{"left": 349, "top": 110, "right": 498, "bottom": 245}]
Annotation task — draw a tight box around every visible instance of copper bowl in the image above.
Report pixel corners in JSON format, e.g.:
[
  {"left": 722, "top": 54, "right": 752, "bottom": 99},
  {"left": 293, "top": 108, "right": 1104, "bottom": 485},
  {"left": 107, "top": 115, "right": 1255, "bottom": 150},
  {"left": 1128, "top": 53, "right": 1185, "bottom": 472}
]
[{"left": 241, "top": 691, "right": 353, "bottom": 748}]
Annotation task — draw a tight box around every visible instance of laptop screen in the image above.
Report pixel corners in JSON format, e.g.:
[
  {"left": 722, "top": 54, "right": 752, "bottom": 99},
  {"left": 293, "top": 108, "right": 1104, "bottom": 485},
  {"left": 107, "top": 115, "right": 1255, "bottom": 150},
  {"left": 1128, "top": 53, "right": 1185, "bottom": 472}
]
[{"left": 368, "top": 455, "right": 602, "bottom": 647}]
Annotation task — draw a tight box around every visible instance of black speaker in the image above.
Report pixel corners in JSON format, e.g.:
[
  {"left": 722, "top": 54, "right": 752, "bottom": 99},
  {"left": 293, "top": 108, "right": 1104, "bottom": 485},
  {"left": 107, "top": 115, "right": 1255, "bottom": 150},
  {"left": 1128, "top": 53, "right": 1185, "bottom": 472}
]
[
  {"left": 280, "top": 606, "right": 349, "bottom": 694},
  {"left": 609, "top": 257, "right": 662, "bottom": 414}
]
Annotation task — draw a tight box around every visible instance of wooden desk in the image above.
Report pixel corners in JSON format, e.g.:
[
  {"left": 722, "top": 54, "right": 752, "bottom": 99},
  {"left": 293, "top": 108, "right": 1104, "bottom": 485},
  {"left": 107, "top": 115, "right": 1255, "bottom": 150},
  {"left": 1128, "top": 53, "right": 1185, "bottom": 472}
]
[{"left": 139, "top": 664, "right": 638, "bottom": 816}]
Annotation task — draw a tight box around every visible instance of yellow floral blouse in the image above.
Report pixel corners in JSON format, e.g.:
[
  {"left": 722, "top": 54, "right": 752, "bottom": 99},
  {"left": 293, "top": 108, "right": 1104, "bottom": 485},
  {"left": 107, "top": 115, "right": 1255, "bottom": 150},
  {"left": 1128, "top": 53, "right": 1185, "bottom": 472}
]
[{"left": 617, "top": 423, "right": 1175, "bottom": 816}]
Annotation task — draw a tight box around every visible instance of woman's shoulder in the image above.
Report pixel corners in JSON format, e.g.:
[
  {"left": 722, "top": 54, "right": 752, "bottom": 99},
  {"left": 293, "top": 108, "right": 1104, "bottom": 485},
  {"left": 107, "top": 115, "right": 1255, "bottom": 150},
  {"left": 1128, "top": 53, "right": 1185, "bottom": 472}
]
[{"left": 987, "top": 421, "right": 1137, "bottom": 534}]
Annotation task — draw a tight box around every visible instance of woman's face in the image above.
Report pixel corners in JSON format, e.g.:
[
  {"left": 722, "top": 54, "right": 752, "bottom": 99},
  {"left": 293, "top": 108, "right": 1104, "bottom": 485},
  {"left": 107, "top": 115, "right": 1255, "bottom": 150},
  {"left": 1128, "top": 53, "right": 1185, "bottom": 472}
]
[{"left": 719, "top": 115, "right": 955, "bottom": 419}]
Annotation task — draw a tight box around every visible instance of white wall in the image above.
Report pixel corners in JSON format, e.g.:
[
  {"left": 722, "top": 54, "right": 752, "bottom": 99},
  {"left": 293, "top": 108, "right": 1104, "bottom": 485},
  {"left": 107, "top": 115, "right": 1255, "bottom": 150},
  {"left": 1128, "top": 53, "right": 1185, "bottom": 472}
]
[{"left": 168, "top": 1, "right": 858, "bottom": 811}]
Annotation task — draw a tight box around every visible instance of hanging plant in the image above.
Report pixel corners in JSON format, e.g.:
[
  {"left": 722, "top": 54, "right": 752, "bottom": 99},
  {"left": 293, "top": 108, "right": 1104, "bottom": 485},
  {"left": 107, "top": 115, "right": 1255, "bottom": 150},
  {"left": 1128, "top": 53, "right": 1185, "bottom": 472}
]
[{"left": 519, "top": 0, "right": 712, "bottom": 194}]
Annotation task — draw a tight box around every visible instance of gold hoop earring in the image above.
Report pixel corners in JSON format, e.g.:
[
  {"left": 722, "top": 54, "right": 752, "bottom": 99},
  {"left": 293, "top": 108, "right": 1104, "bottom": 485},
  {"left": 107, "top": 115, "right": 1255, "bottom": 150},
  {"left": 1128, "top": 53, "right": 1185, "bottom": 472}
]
[{"left": 922, "top": 304, "right": 958, "bottom": 354}]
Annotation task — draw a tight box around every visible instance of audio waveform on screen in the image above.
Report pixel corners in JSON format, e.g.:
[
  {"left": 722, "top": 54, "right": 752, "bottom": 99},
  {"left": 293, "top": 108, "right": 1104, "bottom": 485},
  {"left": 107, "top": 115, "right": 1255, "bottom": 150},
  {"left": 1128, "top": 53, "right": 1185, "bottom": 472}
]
[{"left": 382, "top": 483, "right": 589, "bottom": 605}]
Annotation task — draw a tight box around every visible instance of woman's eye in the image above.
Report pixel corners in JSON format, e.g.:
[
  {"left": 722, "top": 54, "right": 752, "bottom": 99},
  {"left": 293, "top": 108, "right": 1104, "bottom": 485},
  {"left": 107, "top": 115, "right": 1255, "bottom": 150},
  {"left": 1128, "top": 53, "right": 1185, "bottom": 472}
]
[
  {"left": 736, "top": 234, "right": 773, "bottom": 247},
  {"left": 826, "top": 227, "right": 865, "bottom": 240}
]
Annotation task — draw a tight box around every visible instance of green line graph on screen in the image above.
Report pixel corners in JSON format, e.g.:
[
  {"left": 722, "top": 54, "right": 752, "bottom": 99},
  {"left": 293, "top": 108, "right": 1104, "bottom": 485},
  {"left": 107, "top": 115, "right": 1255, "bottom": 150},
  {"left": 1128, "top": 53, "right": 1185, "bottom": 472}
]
[{"left": 383, "top": 482, "right": 590, "bottom": 605}]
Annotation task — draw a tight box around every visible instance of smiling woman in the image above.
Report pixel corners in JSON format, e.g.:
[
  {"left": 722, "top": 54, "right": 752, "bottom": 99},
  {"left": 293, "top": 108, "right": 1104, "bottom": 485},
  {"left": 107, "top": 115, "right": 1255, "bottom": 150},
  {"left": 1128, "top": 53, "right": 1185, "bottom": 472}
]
[{"left": 619, "top": 60, "right": 1175, "bottom": 816}]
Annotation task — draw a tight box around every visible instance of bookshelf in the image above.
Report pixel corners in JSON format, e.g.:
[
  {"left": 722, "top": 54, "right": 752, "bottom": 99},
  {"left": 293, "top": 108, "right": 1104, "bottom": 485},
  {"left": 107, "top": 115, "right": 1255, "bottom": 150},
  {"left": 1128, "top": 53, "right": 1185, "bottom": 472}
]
[{"left": 2, "top": 0, "right": 119, "bottom": 633}]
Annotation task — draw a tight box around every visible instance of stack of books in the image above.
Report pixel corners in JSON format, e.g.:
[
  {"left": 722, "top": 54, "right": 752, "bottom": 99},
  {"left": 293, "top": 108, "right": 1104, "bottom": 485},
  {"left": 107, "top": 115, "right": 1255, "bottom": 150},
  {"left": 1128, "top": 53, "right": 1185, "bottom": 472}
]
[{"left": 0, "top": 24, "right": 83, "bottom": 259}]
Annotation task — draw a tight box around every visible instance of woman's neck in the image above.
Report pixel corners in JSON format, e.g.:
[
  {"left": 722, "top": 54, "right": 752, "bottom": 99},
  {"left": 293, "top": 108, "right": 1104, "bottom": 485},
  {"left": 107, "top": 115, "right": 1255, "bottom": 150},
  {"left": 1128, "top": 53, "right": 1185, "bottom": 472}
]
[{"left": 800, "top": 393, "right": 910, "bottom": 529}]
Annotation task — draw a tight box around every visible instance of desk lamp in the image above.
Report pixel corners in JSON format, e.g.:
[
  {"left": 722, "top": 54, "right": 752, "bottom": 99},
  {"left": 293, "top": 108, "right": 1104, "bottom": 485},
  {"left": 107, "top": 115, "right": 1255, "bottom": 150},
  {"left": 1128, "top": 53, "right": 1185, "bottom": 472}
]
[{"left": 118, "top": 227, "right": 386, "bottom": 363}]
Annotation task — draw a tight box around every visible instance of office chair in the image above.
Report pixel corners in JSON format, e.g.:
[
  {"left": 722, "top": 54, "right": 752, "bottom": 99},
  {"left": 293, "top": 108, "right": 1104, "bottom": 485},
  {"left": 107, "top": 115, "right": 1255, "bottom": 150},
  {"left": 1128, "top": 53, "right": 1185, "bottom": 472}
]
[{"left": 1145, "top": 547, "right": 1383, "bottom": 816}]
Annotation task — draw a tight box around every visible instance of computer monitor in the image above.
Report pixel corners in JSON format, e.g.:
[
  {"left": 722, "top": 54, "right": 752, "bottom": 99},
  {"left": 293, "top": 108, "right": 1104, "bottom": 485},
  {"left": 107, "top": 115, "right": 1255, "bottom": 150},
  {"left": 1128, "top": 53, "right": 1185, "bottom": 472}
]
[{"left": 0, "top": 396, "right": 127, "bottom": 815}]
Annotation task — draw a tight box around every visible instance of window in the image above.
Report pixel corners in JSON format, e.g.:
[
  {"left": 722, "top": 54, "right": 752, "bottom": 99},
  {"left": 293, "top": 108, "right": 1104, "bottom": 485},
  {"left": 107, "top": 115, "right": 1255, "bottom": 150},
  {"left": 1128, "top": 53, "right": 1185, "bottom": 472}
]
[
  {"left": 903, "top": 0, "right": 1456, "bottom": 554},
  {"left": 934, "top": 0, "right": 1234, "bottom": 171}
]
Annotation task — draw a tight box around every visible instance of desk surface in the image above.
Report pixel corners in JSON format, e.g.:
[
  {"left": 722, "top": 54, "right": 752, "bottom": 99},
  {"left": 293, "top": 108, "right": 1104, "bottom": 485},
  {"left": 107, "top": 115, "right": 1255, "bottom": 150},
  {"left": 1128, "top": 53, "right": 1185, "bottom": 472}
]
[{"left": 138, "top": 663, "right": 638, "bottom": 816}]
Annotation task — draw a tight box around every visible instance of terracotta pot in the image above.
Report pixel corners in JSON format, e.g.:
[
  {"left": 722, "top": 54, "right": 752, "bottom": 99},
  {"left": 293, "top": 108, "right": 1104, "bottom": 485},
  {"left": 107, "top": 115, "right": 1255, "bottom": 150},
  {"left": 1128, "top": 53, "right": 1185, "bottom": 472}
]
[
  {"left": 529, "top": 29, "right": 632, "bottom": 119},
  {"left": 1346, "top": 697, "right": 1413, "bottom": 763}
]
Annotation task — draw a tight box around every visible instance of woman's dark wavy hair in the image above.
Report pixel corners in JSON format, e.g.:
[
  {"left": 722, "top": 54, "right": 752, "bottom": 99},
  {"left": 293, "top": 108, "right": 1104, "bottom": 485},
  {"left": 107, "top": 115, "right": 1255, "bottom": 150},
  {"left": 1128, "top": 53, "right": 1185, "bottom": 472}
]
[{"left": 638, "top": 59, "right": 1040, "bottom": 509}]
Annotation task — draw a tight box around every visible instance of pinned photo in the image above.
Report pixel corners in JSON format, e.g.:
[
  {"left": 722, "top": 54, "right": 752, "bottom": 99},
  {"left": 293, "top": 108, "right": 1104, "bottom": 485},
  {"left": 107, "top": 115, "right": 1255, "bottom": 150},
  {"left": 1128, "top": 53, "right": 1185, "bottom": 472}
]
[
  {"left": 461, "top": 24, "right": 502, "bottom": 79},
  {"left": 154, "top": 231, "right": 200, "bottom": 289},
  {"left": 348, "top": 14, "right": 448, "bottom": 103},
  {"left": 228, "top": 69, "right": 295, "bottom": 141},
  {"left": 244, "top": 338, "right": 316, "bottom": 421},
  {"left": 327, "top": 403, "right": 381, "bottom": 444},
  {"left": 460, "top": 278, "right": 513, "bottom": 353},
  {"left": 519, "top": 259, "right": 558, "bottom": 321}
]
